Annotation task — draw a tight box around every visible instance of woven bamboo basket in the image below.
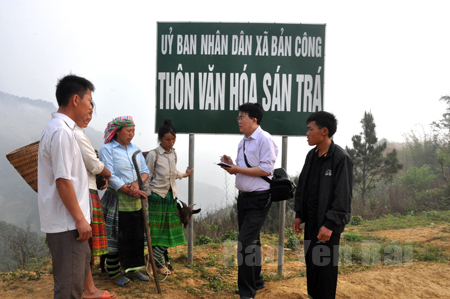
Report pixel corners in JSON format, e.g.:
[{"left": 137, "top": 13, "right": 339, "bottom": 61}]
[
  {"left": 6, "top": 143, "right": 150, "bottom": 194},
  {"left": 6, "top": 141, "right": 39, "bottom": 193}
]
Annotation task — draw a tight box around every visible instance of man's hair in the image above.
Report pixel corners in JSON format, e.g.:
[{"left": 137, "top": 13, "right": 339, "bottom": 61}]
[
  {"left": 307, "top": 111, "right": 338, "bottom": 138},
  {"left": 55, "top": 74, "right": 95, "bottom": 107},
  {"left": 238, "top": 102, "right": 264, "bottom": 124}
]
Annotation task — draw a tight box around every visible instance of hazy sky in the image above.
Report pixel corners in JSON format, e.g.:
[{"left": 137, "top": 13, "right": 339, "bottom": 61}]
[{"left": 1, "top": 0, "right": 449, "bottom": 196}]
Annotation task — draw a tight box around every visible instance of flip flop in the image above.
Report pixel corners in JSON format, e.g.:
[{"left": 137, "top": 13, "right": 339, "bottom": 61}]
[
  {"left": 131, "top": 272, "right": 150, "bottom": 281},
  {"left": 83, "top": 290, "right": 117, "bottom": 299},
  {"left": 112, "top": 276, "right": 131, "bottom": 287}
]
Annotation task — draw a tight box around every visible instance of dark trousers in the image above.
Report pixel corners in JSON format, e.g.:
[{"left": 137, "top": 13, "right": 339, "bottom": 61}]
[
  {"left": 237, "top": 191, "right": 271, "bottom": 298},
  {"left": 47, "top": 230, "right": 90, "bottom": 299},
  {"left": 304, "top": 220, "right": 341, "bottom": 299},
  {"left": 118, "top": 210, "right": 145, "bottom": 271}
]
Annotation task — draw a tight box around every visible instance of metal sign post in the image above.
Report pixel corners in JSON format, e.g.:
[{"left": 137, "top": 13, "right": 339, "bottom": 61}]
[
  {"left": 188, "top": 133, "right": 195, "bottom": 263},
  {"left": 277, "top": 136, "right": 288, "bottom": 275}
]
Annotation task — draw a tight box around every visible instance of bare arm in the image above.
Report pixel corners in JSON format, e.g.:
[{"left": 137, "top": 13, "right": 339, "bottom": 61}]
[
  {"left": 55, "top": 178, "right": 92, "bottom": 241},
  {"left": 98, "top": 166, "right": 111, "bottom": 177}
]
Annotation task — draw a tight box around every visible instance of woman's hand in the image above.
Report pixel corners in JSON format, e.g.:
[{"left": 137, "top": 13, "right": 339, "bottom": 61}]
[
  {"left": 120, "top": 183, "right": 146, "bottom": 199},
  {"left": 183, "top": 167, "right": 194, "bottom": 178},
  {"left": 130, "top": 181, "right": 139, "bottom": 190},
  {"left": 128, "top": 185, "right": 147, "bottom": 199},
  {"left": 132, "top": 189, "right": 147, "bottom": 199},
  {"left": 129, "top": 181, "right": 139, "bottom": 197}
]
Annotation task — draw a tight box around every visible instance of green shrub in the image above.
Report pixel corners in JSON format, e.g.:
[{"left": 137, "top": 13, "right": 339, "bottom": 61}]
[
  {"left": 220, "top": 230, "right": 239, "bottom": 242},
  {"left": 349, "top": 215, "right": 363, "bottom": 226},
  {"left": 399, "top": 165, "right": 437, "bottom": 192},
  {"left": 285, "top": 234, "right": 302, "bottom": 250},
  {"left": 416, "top": 188, "right": 450, "bottom": 211},
  {"left": 194, "top": 235, "right": 212, "bottom": 245},
  {"left": 285, "top": 227, "right": 295, "bottom": 237}
]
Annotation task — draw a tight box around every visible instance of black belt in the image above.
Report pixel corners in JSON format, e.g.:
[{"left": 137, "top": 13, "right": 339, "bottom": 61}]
[{"left": 238, "top": 190, "right": 270, "bottom": 198}]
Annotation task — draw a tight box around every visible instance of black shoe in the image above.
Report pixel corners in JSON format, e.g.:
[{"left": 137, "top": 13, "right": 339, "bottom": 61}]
[{"left": 235, "top": 284, "right": 265, "bottom": 294}]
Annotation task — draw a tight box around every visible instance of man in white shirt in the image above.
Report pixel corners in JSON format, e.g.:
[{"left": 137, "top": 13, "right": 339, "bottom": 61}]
[
  {"left": 221, "top": 103, "right": 278, "bottom": 299},
  {"left": 38, "top": 74, "right": 94, "bottom": 299}
]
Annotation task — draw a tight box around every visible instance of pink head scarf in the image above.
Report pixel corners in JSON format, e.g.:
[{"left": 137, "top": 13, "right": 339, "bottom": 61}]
[{"left": 103, "top": 116, "right": 135, "bottom": 144}]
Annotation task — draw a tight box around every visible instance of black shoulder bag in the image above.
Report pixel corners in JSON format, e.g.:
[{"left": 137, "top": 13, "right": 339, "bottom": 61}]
[{"left": 243, "top": 141, "right": 296, "bottom": 202}]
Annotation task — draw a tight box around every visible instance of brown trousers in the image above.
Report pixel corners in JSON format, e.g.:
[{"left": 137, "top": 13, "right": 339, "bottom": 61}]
[{"left": 47, "top": 230, "right": 90, "bottom": 299}]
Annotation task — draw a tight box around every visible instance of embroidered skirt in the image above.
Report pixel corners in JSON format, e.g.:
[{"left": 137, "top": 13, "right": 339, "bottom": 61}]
[
  {"left": 102, "top": 189, "right": 145, "bottom": 272},
  {"left": 147, "top": 191, "right": 186, "bottom": 248},
  {"left": 88, "top": 189, "right": 108, "bottom": 256}
]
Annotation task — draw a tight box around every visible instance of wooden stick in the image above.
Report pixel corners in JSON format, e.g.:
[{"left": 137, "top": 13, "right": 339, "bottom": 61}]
[
  {"left": 133, "top": 150, "right": 161, "bottom": 293},
  {"left": 141, "top": 197, "right": 161, "bottom": 293}
]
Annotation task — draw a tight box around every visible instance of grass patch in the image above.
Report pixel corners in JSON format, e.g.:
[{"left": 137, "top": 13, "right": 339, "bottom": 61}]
[
  {"left": 413, "top": 243, "right": 450, "bottom": 262},
  {"left": 173, "top": 252, "right": 188, "bottom": 263},
  {"left": 355, "top": 210, "right": 450, "bottom": 232},
  {"left": 342, "top": 232, "right": 364, "bottom": 242}
]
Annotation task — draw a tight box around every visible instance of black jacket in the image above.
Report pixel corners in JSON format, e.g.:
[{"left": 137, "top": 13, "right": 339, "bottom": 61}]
[{"left": 294, "top": 141, "right": 353, "bottom": 234}]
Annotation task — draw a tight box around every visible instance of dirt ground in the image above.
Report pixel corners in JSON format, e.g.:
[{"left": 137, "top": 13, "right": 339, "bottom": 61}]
[{"left": 1, "top": 224, "right": 450, "bottom": 299}]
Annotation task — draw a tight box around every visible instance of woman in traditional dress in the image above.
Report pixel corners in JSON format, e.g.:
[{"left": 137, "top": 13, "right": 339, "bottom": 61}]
[
  {"left": 144, "top": 119, "right": 193, "bottom": 275},
  {"left": 73, "top": 102, "right": 116, "bottom": 299},
  {"left": 99, "top": 116, "right": 149, "bottom": 287}
]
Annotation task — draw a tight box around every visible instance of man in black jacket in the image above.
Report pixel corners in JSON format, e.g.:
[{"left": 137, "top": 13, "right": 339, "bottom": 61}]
[{"left": 292, "top": 111, "right": 353, "bottom": 299}]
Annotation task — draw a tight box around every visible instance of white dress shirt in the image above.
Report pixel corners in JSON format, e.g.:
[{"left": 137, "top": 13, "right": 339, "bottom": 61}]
[
  {"left": 235, "top": 126, "right": 278, "bottom": 192},
  {"left": 38, "top": 113, "right": 90, "bottom": 233}
]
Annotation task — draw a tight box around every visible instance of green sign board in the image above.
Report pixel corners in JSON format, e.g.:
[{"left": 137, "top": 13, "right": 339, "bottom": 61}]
[{"left": 156, "top": 22, "right": 325, "bottom": 136}]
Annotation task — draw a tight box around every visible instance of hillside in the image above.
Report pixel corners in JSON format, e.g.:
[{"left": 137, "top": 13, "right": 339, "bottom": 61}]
[
  {"left": 1, "top": 212, "right": 450, "bottom": 298},
  {"left": 0, "top": 91, "right": 104, "bottom": 232},
  {"left": 0, "top": 91, "right": 225, "bottom": 232}
]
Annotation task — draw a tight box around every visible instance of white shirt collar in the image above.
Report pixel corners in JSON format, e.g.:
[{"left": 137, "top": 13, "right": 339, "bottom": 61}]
[
  {"left": 157, "top": 144, "right": 175, "bottom": 154},
  {"left": 243, "top": 125, "right": 262, "bottom": 141},
  {"left": 52, "top": 112, "right": 76, "bottom": 130},
  {"left": 75, "top": 125, "right": 85, "bottom": 133}
]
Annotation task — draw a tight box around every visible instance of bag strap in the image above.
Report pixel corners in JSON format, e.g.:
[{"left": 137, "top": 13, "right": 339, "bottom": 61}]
[
  {"left": 153, "top": 148, "right": 159, "bottom": 169},
  {"left": 243, "top": 141, "right": 272, "bottom": 184},
  {"left": 149, "top": 148, "right": 159, "bottom": 182}
]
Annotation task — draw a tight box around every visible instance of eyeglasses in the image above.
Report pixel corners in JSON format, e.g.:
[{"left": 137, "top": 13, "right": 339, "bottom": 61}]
[{"left": 236, "top": 116, "right": 254, "bottom": 122}]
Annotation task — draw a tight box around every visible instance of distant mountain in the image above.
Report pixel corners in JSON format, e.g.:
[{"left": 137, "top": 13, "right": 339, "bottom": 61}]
[
  {"left": 176, "top": 180, "right": 228, "bottom": 212},
  {"left": 0, "top": 91, "right": 225, "bottom": 233},
  {"left": 0, "top": 91, "right": 104, "bottom": 233}
]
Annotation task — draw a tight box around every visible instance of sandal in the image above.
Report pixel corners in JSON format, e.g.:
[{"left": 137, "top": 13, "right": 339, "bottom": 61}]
[
  {"left": 112, "top": 276, "right": 131, "bottom": 287},
  {"left": 83, "top": 290, "right": 117, "bottom": 299},
  {"left": 131, "top": 272, "right": 150, "bottom": 281},
  {"left": 165, "top": 262, "right": 174, "bottom": 271},
  {"left": 157, "top": 265, "right": 171, "bottom": 275}
]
